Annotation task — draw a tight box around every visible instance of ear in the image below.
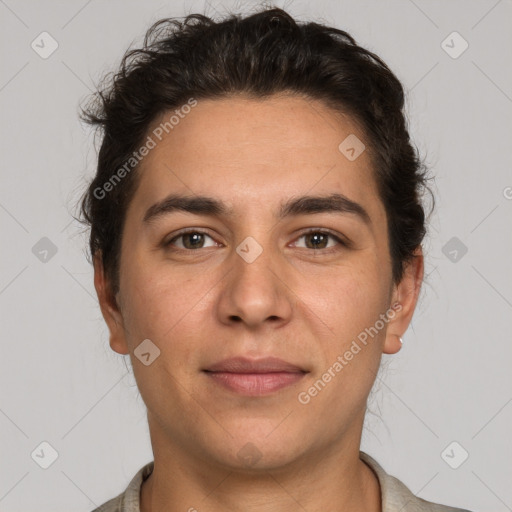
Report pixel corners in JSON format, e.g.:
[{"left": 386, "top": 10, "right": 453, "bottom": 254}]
[
  {"left": 383, "top": 247, "right": 424, "bottom": 355},
  {"left": 93, "top": 253, "right": 130, "bottom": 355}
]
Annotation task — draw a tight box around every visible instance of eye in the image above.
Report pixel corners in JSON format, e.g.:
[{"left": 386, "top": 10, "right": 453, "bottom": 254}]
[
  {"left": 291, "top": 229, "right": 347, "bottom": 251},
  {"left": 163, "top": 228, "right": 349, "bottom": 252},
  {"left": 165, "top": 230, "right": 218, "bottom": 250}
]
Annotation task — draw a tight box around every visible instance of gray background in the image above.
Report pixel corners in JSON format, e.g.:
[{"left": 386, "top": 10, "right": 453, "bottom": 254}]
[{"left": 1, "top": 0, "right": 511, "bottom": 511}]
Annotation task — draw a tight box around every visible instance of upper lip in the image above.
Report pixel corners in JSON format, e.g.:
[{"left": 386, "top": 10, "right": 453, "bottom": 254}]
[{"left": 204, "top": 356, "right": 307, "bottom": 374}]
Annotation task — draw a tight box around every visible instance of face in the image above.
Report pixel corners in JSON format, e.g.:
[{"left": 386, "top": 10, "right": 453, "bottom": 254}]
[{"left": 95, "top": 94, "right": 422, "bottom": 471}]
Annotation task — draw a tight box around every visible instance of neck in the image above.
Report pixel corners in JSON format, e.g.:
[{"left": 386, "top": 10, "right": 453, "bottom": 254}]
[{"left": 140, "top": 423, "right": 381, "bottom": 512}]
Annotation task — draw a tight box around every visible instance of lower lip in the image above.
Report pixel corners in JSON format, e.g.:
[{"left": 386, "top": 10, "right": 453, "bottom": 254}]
[{"left": 205, "top": 371, "right": 305, "bottom": 396}]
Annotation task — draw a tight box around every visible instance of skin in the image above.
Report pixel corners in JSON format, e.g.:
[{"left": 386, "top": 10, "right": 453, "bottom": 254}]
[{"left": 94, "top": 94, "right": 423, "bottom": 512}]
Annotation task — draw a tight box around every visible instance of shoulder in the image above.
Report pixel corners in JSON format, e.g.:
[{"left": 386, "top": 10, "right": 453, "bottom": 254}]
[
  {"left": 360, "top": 451, "right": 473, "bottom": 512},
  {"left": 90, "top": 493, "right": 124, "bottom": 512},
  {"left": 90, "top": 461, "right": 154, "bottom": 512}
]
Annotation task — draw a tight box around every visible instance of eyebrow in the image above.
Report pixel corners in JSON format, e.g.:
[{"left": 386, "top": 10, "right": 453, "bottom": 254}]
[{"left": 142, "top": 192, "right": 371, "bottom": 226}]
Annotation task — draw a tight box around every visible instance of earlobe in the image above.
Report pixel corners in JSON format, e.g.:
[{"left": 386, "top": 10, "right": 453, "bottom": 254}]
[
  {"left": 93, "top": 253, "right": 130, "bottom": 355},
  {"left": 383, "top": 332, "right": 403, "bottom": 354}
]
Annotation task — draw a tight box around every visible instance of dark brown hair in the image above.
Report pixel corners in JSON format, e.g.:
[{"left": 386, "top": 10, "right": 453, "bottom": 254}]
[{"left": 78, "top": 7, "right": 433, "bottom": 296}]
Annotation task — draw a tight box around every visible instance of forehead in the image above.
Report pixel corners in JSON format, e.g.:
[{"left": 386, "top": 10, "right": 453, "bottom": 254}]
[{"left": 130, "top": 94, "right": 384, "bottom": 225}]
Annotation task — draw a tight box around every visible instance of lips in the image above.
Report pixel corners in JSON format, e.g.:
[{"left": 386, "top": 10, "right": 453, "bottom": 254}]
[
  {"left": 203, "top": 356, "right": 307, "bottom": 396},
  {"left": 204, "top": 356, "right": 306, "bottom": 373}
]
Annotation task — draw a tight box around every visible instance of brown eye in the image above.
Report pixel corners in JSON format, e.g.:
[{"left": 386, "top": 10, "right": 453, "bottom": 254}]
[
  {"left": 304, "top": 232, "right": 330, "bottom": 249},
  {"left": 293, "top": 230, "right": 347, "bottom": 251},
  {"left": 166, "top": 230, "right": 217, "bottom": 250}
]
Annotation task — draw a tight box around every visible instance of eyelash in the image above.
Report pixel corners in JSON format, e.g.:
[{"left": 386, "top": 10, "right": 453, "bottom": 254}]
[{"left": 164, "top": 228, "right": 349, "bottom": 254}]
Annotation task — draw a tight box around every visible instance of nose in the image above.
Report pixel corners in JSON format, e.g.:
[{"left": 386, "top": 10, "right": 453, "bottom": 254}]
[{"left": 215, "top": 239, "right": 293, "bottom": 330}]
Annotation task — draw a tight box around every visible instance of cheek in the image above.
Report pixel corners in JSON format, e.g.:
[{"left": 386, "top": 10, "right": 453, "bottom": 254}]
[
  {"left": 300, "top": 263, "right": 386, "bottom": 342},
  {"left": 119, "top": 267, "right": 204, "bottom": 402},
  {"left": 295, "top": 267, "right": 388, "bottom": 414},
  {"left": 119, "top": 257, "right": 212, "bottom": 360}
]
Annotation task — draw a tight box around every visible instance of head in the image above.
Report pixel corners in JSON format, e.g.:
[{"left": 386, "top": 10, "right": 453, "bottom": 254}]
[{"left": 79, "top": 7, "right": 430, "bottom": 470}]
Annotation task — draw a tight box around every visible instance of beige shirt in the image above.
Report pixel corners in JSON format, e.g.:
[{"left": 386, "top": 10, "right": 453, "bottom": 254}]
[{"left": 91, "top": 451, "right": 472, "bottom": 512}]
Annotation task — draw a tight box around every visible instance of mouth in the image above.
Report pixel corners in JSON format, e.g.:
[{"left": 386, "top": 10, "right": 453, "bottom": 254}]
[{"left": 203, "top": 356, "right": 308, "bottom": 396}]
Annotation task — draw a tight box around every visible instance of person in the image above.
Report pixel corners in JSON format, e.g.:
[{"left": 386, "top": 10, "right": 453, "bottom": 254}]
[{"left": 78, "top": 6, "right": 473, "bottom": 512}]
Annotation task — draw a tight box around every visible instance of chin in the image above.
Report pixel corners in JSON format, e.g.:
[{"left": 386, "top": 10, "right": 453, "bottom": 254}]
[{"left": 196, "top": 421, "right": 309, "bottom": 472}]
